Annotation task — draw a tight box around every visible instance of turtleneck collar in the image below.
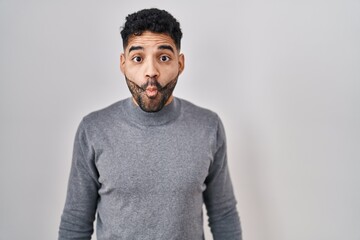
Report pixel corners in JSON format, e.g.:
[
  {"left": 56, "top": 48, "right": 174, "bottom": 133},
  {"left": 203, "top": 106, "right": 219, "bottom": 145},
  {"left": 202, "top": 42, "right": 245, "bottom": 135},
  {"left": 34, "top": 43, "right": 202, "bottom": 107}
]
[{"left": 123, "top": 97, "right": 181, "bottom": 126}]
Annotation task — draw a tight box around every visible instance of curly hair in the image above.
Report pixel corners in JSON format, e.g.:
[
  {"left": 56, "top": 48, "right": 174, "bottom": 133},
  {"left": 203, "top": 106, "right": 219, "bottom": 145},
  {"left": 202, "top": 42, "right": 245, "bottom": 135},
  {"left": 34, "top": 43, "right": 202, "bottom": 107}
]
[{"left": 120, "top": 8, "right": 182, "bottom": 50}]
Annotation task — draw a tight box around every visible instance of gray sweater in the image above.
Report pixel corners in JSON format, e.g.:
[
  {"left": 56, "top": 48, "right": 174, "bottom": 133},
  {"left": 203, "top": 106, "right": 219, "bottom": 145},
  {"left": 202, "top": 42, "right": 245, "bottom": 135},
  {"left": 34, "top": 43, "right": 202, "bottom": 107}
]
[{"left": 59, "top": 97, "right": 242, "bottom": 240}]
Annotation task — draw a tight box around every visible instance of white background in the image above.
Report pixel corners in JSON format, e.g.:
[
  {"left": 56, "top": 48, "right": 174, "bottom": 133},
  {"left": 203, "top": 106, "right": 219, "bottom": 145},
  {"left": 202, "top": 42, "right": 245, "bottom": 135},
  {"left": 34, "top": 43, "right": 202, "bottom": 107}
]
[{"left": 1, "top": 0, "right": 359, "bottom": 239}]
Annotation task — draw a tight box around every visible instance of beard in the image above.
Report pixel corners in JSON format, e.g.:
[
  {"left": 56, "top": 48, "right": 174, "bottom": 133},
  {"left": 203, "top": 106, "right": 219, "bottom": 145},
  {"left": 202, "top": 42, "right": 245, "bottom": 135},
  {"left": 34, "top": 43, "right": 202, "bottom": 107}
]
[{"left": 125, "top": 75, "right": 178, "bottom": 112}]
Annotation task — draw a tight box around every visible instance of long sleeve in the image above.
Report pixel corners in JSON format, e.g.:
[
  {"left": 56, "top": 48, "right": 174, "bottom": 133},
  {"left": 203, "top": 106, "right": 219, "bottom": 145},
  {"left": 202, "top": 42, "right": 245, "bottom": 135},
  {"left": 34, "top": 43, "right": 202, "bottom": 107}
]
[
  {"left": 58, "top": 120, "right": 100, "bottom": 240},
  {"left": 203, "top": 118, "right": 242, "bottom": 240}
]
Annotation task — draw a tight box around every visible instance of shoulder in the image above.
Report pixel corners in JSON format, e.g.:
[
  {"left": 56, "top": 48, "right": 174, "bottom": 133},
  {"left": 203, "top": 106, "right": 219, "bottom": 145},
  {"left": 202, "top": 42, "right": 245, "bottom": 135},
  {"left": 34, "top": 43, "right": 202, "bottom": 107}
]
[
  {"left": 177, "top": 98, "right": 225, "bottom": 146},
  {"left": 177, "top": 98, "right": 226, "bottom": 155},
  {"left": 80, "top": 98, "right": 129, "bottom": 129},
  {"left": 177, "top": 98, "right": 221, "bottom": 126}
]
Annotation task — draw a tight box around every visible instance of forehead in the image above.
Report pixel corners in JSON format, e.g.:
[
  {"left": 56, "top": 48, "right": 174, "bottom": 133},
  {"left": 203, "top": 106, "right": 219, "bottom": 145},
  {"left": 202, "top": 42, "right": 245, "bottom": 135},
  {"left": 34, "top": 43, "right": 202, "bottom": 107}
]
[{"left": 125, "top": 31, "right": 177, "bottom": 52}]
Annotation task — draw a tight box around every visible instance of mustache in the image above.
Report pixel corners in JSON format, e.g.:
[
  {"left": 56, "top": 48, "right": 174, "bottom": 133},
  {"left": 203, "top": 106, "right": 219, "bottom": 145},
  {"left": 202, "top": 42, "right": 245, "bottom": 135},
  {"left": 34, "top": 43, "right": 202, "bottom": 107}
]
[
  {"left": 140, "top": 77, "right": 163, "bottom": 91},
  {"left": 125, "top": 76, "right": 176, "bottom": 93}
]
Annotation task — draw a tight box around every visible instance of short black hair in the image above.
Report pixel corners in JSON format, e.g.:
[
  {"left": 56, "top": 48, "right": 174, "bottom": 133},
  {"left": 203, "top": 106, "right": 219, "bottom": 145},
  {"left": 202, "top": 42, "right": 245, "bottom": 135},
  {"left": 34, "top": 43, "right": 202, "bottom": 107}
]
[{"left": 120, "top": 8, "right": 182, "bottom": 50}]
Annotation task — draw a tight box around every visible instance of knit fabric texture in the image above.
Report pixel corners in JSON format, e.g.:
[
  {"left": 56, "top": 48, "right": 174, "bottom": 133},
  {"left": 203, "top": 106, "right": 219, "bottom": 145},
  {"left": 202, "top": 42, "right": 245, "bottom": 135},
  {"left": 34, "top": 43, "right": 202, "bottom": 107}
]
[{"left": 59, "top": 97, "right": 242, "bottom": 240}]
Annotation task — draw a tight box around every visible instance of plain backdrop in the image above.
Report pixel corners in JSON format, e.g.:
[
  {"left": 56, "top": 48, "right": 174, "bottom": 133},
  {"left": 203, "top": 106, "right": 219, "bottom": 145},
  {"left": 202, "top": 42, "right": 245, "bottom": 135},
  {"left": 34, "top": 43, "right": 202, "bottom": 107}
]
[{"left": 1, "top": 0, "right": 359, "bottom": 239}]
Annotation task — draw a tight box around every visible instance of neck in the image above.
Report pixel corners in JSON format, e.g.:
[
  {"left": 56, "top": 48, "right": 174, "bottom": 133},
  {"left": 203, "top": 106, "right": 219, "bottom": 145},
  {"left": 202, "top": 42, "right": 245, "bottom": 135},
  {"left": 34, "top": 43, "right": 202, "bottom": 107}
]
[{"left": 125, "top": 96, "right": 181, "bottom": 127}]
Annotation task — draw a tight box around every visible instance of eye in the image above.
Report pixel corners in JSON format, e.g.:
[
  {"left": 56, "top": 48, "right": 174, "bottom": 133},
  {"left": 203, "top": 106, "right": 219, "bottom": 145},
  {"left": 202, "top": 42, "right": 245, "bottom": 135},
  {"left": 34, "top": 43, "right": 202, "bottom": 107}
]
[
  {"left": 132, "top": 56, "right": 142, "bottom": 63},
  {"left": 159, "top": 55, "right": 171, "bottom": 62}
]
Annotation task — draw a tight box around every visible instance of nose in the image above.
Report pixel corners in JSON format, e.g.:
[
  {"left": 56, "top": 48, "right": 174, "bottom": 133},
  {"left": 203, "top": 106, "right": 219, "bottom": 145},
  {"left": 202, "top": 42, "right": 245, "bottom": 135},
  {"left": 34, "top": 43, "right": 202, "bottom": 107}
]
[{"left": 144, "top": 58, "right": 159, "bottom": 79}]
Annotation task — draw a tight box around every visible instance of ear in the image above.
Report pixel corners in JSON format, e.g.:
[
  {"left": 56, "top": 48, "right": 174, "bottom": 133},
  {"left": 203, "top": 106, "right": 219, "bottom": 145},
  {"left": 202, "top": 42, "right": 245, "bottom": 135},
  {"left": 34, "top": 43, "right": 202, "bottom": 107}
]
[
  {"left": 178, "top": 53, "right": 185, "bottom": 75},
  {"left": 120, "top": 53, "right": 125, "bottom": 74}
]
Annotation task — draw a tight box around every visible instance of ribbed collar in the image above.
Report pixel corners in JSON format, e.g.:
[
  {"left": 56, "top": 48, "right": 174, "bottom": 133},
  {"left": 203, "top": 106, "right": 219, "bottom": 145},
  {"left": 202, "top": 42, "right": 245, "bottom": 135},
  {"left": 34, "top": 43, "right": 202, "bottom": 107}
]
[{"left": 123, "top": 97, "right": 181, "bottom": 126}]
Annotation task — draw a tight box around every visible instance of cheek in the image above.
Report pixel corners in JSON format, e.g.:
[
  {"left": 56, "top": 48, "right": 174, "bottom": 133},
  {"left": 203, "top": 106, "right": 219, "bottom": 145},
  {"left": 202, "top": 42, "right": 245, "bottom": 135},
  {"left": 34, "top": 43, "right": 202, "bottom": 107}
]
[
  {"left": 124, "top": 63, "right": 179, "bottom": 85},
  {"left": 158, "top": 66, "right": 179, "bottom": 83},
  {"left": 124, "top": 67, "right": 143, "bottom": 84}
]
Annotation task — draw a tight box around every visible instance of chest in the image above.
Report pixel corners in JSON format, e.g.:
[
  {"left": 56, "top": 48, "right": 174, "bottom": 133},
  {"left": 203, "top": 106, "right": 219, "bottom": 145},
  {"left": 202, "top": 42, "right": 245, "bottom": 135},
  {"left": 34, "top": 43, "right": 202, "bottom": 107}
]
[{"left": 94, "top": 124, "right": 214, "bottom": 197}]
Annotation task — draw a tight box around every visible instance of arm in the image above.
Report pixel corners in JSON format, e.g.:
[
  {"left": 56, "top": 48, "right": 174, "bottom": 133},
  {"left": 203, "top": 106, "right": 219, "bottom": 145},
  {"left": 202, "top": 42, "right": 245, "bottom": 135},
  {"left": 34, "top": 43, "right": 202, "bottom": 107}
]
[
  {"left": 58, "top": 120, "right": 100, "bottom": 240},
  {"left": 203, "top": 118, "right": 242, "bottom": 240}
]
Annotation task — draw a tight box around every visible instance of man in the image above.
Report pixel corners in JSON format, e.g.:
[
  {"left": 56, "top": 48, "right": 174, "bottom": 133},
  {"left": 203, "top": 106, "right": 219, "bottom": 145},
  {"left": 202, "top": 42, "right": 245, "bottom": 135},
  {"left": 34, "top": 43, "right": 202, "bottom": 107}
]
[{"left": 59, "top": 8, "right": 242, "bottom": 240}]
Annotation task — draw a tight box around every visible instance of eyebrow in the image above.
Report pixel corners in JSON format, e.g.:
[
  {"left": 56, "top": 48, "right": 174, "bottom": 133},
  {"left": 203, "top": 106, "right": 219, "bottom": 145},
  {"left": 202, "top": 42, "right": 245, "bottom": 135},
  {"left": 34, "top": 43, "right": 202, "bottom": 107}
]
[
  {"left": 158, "top": 45, "right": 174, "bottom": 53},
  {"left": 128, "top": 46, "right": 143, "bottom": 54},
  {"left": 128, "top": 45, "right": 175, "bottom": 54}
]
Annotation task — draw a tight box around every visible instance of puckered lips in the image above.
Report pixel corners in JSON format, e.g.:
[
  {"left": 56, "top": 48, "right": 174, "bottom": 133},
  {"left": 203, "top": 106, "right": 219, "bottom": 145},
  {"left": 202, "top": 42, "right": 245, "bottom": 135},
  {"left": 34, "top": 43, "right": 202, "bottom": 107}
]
[{"left": 145, "top": 86, "right": 158, "bottom": 98}]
